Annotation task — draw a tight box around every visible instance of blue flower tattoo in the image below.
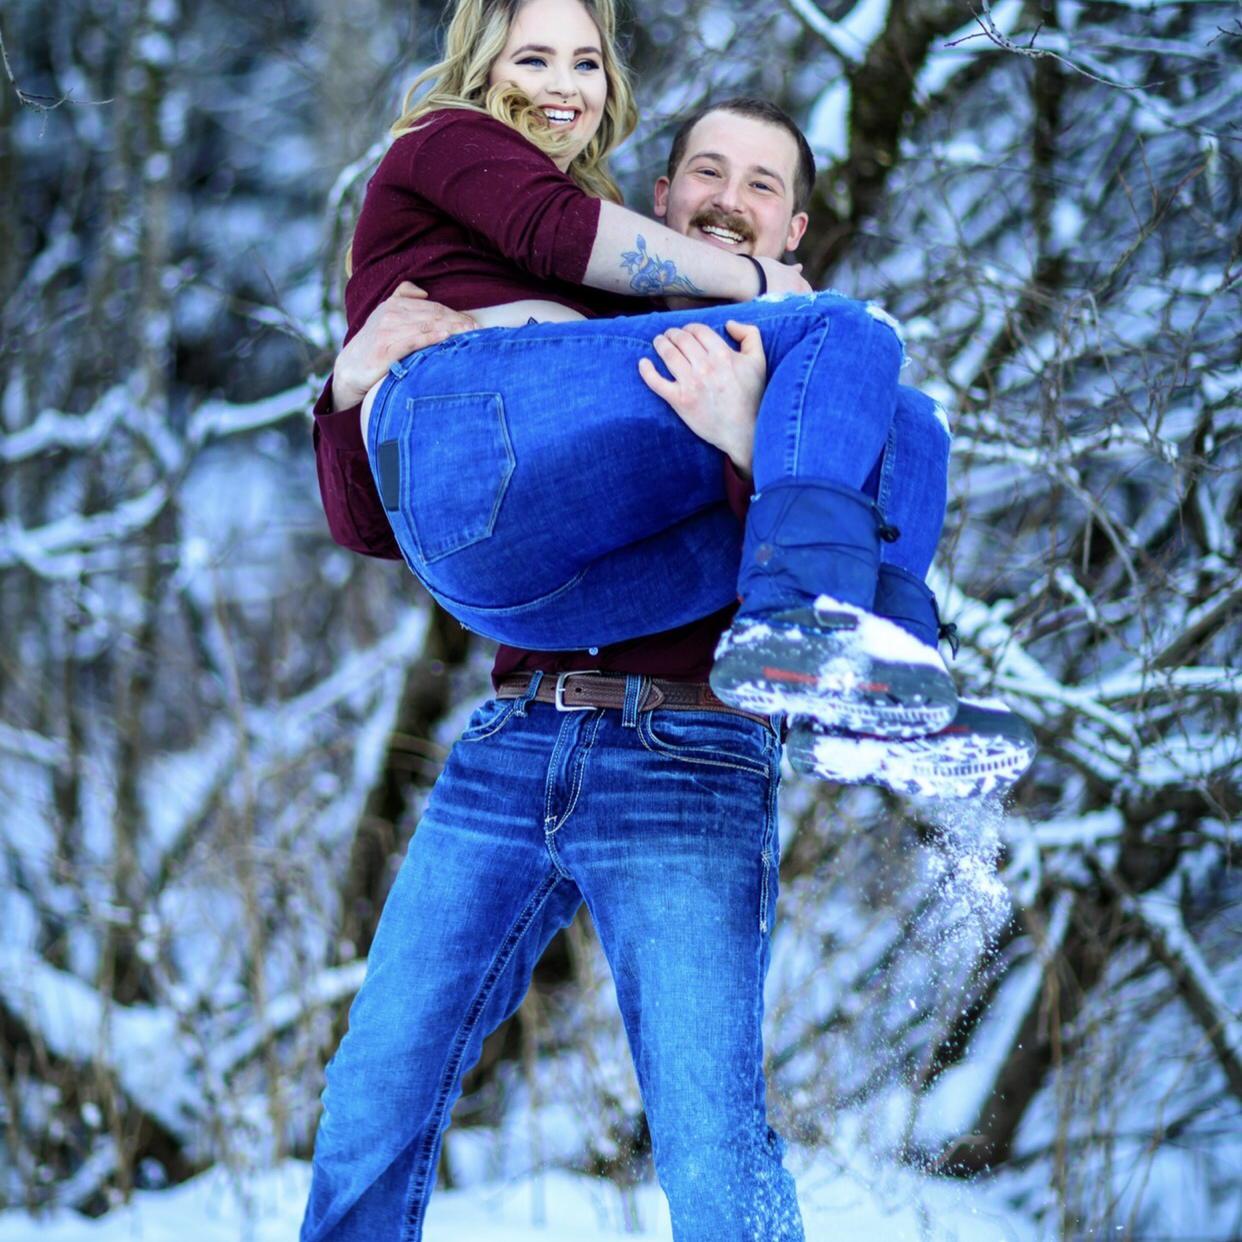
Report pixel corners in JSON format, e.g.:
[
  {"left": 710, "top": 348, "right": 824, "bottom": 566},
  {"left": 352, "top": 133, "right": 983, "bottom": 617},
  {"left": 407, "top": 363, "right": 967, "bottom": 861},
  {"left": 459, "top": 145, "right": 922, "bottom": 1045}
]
[{"left": 620, "top": 235, "right": 706, "bottom": 296}]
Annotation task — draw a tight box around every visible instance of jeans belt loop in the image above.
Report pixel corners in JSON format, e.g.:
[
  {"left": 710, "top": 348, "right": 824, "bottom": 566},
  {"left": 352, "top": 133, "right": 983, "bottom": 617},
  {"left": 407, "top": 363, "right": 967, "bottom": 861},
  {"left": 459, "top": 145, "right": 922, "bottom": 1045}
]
[
  {"left": 621, "top": 680, "right": 650, "bottom": 725},
  {"left": 514, "top": 669, "right": 544, "bottom": 717}
]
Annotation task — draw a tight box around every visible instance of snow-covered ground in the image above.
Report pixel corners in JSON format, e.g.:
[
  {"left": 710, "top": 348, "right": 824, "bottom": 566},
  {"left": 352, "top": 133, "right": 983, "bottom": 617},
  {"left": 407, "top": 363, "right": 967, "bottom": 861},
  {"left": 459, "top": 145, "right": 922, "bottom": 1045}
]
[{"left": 0, "top": 1147, "right": 1039, "bottom": 1242}]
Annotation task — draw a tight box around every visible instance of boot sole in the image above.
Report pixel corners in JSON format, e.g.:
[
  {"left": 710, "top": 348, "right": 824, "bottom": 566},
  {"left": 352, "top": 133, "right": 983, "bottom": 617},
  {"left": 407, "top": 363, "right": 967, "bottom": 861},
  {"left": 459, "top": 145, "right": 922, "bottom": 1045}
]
[
  {"left": 710, "top": 608, "right": 958, "bottom": 737},
  {"left": 785, "top": 701, "right": 1037, "bottom": 799}
]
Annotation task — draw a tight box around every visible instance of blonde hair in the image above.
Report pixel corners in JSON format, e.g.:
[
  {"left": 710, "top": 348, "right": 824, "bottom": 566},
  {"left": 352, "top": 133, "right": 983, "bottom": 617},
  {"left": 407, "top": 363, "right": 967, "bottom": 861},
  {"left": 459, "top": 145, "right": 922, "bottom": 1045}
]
[
  {"left": 395, "top": 0, "right": 637, "bottom": 202},
  {"left": 346, "top": 0, "right": 637, "bottom": 277}
]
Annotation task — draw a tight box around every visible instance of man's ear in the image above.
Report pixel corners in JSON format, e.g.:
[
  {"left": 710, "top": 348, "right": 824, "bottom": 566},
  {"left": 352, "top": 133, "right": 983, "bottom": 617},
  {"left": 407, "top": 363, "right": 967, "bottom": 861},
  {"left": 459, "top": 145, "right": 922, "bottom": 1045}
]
[
  {"left": 785, "top": 210, "right": 810, "bottom": 254},
  {"left": 653, "top": 176, "right": 670, "bottom": 220}
]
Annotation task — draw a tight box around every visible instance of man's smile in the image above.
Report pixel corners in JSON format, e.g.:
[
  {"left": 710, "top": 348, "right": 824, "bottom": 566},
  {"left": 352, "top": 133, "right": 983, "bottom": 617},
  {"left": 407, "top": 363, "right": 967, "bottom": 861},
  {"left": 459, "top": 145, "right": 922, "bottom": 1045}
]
[{"left": 690, "top": 208, "right": 756, "bottom": 252}]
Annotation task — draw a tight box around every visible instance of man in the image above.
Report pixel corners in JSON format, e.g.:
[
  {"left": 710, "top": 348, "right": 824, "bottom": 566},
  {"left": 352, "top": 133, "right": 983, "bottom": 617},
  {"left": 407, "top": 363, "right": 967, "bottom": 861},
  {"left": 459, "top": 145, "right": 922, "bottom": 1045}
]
[
  {"left": 640, "top": 99, "right": 1034, "bottom": 797},
  {"left": 304, "top": 98, "right": 1028, "bottom": 1241}
]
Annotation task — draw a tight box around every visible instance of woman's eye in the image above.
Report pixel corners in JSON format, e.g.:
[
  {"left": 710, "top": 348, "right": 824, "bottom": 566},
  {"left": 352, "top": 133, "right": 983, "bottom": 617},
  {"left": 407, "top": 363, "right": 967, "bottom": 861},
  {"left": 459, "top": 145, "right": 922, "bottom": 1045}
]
[
  {"left": 576, "top": 58, "right": 600, "bottom": 71},
  {"left": 517, "top": 56, "right": 547, "bottom": 67}
]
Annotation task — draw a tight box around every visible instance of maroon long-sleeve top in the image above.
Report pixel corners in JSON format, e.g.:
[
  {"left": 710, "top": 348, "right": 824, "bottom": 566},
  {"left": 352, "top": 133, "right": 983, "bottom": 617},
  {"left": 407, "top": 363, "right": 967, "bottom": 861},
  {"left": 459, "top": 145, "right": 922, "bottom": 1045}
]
[{"left": 313, "top": 108, "right": 754, "bottom": 690}]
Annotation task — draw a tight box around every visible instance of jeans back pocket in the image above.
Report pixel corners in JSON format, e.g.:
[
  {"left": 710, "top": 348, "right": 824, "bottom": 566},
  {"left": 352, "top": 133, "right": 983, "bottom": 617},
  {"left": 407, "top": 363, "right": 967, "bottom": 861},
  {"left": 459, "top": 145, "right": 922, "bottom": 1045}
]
[{"left": 398, "top": 392, "right": 515, "bottom": 564}]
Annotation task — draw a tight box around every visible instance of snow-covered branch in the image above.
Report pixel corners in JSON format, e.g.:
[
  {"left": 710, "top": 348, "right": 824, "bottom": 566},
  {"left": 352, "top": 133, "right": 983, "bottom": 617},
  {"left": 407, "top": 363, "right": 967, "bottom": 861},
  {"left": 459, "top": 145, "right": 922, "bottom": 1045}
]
[{"left": 1118, "top": 889, "right": 1242, "bottom": 1100}]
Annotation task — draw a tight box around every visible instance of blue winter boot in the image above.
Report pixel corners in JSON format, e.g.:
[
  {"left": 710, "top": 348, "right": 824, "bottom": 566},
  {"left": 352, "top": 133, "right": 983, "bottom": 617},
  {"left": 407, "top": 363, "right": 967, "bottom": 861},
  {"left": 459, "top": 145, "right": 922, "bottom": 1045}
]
[
  {"left": 709, "top": 480, "right": 958, "bottom": 735},
  {"left": 784, "top": 565, "right": 1038, "bottom": 798}
]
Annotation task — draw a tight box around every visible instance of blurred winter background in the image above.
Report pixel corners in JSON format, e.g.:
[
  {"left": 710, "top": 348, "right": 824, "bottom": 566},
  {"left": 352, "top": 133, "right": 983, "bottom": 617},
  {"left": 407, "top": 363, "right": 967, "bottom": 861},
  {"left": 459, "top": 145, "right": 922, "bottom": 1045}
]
[{"left": 1, "top": 0, "right": 1239, "bottom": 1238}]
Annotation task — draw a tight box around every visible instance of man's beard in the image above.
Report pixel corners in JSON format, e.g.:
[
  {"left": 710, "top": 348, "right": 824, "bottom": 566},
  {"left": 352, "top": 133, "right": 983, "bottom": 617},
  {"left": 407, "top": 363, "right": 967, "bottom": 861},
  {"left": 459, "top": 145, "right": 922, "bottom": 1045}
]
[{"left": 689, "top": 206, "right": 756, "bottom": 247}]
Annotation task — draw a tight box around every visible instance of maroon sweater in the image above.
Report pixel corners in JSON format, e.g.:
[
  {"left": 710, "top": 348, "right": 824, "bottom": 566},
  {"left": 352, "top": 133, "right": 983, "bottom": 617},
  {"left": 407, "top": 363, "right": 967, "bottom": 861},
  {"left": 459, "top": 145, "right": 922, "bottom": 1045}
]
[{"left": 313, "top": 108, "right": 754, "bottom": 690}]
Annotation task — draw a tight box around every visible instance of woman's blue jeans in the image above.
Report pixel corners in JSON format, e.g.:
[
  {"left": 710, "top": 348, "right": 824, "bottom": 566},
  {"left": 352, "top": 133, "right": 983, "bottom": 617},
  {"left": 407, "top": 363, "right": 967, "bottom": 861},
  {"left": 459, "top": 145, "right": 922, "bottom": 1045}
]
[
  {"left": 865, "top": 384, "right": 950, "bottom": 584},
  {"left": 364, "top": 291, "right": 947, "bottom": 650},
  {"left": 300, "top": 673, "right": 803, "bottom": 1242}
]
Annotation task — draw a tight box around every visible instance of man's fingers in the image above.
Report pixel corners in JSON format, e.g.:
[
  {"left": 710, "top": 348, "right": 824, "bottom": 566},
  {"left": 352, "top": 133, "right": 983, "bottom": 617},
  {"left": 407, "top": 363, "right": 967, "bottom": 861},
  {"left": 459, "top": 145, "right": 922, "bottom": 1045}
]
[
  {"left": 387, "top": 310, "right": 476, "bottom": 346},
  {"left": 725, "top": 320, "right": 765, "bottom": 358},
  {"left": 662, "top": 326, "right": 711, "bottom": 365},
  {"left": 394, "top": 281, "right": 429, "bottom": 299},
  {"left": 652, "top": 332, "right": 692, "bottom": 377},
  {"left": 392, "top": 302, "right": 474, "bottom": 329},
  {"left": 681, "top": 322, "right": 731, "bottom": 356},
  {"left": 638, "top": 356, "right": 677, "bottom": 401}
]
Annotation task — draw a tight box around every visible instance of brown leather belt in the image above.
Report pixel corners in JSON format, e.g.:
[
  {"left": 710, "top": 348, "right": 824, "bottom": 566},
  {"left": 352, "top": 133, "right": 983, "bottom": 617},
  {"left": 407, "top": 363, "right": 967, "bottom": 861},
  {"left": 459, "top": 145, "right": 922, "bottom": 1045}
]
[{"left": 495, "top": 670, "right": 773, "bottom": 730}]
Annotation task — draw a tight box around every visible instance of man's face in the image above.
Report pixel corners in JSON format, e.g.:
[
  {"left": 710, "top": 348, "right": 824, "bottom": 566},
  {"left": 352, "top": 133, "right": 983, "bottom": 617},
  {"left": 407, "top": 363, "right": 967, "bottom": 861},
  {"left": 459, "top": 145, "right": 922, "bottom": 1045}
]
[{"left": 653, "top": 110, "right": 809, "bottom": 261}]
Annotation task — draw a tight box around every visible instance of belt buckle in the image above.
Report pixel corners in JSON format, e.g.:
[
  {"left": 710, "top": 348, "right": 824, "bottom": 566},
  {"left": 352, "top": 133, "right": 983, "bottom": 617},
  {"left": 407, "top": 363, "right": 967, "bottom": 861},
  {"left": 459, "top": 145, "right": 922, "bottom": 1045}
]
[{"left": 553, "top": 670, "right": 601, "bottom": 712}]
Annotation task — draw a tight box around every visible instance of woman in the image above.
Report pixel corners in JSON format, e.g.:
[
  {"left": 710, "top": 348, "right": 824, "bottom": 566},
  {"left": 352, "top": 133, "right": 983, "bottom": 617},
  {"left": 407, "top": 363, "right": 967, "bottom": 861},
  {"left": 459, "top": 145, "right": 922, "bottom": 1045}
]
[{"left": 335, "top": 0, "right": 957, "bottom": 739}]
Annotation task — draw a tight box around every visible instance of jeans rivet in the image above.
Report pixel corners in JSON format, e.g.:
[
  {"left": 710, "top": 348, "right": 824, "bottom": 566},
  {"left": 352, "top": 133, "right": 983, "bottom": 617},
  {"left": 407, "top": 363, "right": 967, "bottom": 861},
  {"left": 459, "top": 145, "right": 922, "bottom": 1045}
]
[{"left": 756, "top": 543, "right": 773, "bottom": 564}]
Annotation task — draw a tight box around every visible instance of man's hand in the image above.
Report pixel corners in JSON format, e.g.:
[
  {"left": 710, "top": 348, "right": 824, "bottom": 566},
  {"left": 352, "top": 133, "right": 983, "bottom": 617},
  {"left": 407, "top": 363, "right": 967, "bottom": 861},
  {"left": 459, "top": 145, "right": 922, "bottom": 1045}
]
[
  {"left": 331, "top": 282, "right": 478, "bottom": 410},
  {"left": 637, "top": 321, "right": 764, "bottom": 478}
]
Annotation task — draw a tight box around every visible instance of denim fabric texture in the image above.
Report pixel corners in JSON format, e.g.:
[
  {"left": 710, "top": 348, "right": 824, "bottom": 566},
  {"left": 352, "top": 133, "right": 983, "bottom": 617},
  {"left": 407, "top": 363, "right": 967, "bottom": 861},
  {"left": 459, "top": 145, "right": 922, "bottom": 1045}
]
[
  {"left": 366, "top": 292, "right": 920, "bottom": 650},
  {"left": 865, "top": 384, "right": 951, "bottom": 581},
  {"left": 300, "top": 673, "right": 804, "bottom": 1242}
]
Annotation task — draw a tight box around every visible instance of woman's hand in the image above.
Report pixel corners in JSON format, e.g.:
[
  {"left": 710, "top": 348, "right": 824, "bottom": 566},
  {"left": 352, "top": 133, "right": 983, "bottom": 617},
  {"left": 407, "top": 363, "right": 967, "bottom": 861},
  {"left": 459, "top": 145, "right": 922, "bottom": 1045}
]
[
  {"left": 637, "top": 321, "right": 764, "bottom": 478},
  {"left": 755, "top": 256, "right": 811, "bottom": 298},
  {"left": 331, "top": 282, "right": 479, "bottom": 410}
]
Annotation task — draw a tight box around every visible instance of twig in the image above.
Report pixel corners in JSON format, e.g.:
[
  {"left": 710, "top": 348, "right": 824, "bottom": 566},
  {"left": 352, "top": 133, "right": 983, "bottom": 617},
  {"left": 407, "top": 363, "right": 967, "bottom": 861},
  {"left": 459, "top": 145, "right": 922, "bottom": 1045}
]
[
  {"left": 0, "top": 22, "right": 110, "bottom": 112},
  {"left": 953, "top": 1, "right": 1168, "bottom": 92}
]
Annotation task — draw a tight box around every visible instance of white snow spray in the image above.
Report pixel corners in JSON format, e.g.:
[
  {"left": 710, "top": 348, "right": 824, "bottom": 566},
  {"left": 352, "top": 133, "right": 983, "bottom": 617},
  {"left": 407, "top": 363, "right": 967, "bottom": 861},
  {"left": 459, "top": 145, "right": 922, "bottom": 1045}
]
[
  {"left": 916, "top": 792, "right": 1011, "bottom": 952},
  {"left": 760, "top": 782, "right": 1025, "bottom": 1236}
]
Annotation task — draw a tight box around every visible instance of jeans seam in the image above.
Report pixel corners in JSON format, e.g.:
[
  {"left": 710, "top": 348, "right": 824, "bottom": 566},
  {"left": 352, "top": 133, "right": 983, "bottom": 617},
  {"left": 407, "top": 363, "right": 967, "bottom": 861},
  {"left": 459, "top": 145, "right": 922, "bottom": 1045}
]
[
  {"left": 876, "top": 423, "right": 897, "bottom": 522},
  {"left": 758, "top": 750, "right": 781, "bottom": 935},
  {"left": 427, "top": 562, "right": 590, "bottom": 615},
  {"left": 634, "top": 711, "right": 770, "bottom": 777},
  {"left": 545, "top": 711, "right": 603, "bottom": 840},
  {"left": 542, "top": 715, "right": 572, "bottom": 829},
  {"left": 400, "top": 868, "right": 564, "bottom": 1241},
  {"left": 458, "top": 699, "right": 518, "bottom": 743},
  {"left": 741, "top": 757, "right": 784, "bottom": 1235},
  {"left": 784, "top": 321, "right": 825, "bottom": 475}
]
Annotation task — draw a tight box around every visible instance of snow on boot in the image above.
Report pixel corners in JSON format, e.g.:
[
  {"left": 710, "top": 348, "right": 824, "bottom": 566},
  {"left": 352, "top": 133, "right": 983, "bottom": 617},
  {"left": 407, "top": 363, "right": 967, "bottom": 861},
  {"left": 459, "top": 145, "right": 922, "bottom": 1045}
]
[
  {"left": 784, "top": 696, "right": 1038, "bottom": 799},
  {"left": 709, "top": 479, "right": 958, "bottom": 735}
]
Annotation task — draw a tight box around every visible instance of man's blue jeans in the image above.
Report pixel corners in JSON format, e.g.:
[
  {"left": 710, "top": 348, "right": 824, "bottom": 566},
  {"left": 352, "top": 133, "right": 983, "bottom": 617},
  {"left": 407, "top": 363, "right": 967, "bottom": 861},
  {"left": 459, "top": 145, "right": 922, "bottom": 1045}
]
[
  {"left": 300, "top": 673, "right": 803, "bottom": 1242},
  {"left": 365, "top": 292, "right": 946, "bottom": 650}
]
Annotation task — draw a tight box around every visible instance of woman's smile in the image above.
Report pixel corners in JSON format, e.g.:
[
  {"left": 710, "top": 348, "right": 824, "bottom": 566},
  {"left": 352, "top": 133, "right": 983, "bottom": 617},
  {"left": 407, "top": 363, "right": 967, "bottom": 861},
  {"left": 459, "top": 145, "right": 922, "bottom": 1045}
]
[{"left": 488, "top": 0, "right": 608, "bottom": 170}]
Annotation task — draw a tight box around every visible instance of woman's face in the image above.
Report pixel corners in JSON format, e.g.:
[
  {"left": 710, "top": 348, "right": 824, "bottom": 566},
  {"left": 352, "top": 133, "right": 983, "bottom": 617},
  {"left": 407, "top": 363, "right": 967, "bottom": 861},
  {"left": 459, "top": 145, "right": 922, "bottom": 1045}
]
[{"left": 488, "top": 0, "right": 607, "bottom": 171}]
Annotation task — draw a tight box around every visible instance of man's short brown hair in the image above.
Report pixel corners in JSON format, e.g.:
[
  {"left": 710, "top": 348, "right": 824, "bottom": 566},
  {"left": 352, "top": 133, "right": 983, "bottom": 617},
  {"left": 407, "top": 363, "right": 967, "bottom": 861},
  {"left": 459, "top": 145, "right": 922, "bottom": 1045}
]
[{"left": 666, "top": 97, "right": 816, "bottom": 214}]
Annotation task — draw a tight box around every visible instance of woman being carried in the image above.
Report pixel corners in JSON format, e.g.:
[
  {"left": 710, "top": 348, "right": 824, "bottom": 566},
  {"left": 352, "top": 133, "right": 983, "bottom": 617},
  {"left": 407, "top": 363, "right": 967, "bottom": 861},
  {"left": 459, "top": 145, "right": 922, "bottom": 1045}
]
[{"left": 318, "top": 0, "right": 1034, "bottom": 787}]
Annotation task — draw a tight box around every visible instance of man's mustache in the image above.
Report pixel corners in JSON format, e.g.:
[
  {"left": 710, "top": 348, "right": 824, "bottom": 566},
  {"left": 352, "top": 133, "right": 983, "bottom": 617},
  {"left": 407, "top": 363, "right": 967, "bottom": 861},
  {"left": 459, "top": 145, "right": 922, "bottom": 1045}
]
[{"left": 689, "top": 208, "right": 755, "bottom": 244}]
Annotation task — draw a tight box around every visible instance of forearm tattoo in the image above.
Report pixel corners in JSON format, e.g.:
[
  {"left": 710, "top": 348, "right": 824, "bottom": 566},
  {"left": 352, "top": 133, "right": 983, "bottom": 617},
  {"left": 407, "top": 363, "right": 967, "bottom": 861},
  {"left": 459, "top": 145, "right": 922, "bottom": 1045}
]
[{"left": 621, "top": 235, "right": 707, "bottom": 297}]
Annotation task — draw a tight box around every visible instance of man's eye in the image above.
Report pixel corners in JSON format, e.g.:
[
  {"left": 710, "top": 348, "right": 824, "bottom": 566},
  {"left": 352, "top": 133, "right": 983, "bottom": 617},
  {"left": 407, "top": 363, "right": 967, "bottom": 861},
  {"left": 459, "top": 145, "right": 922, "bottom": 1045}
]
[
  {"left": 695, "top": 167, "right": 719, "bottom": 178},
  {"left": 752, "top": 182, "right": 774, "bottom": 193}
]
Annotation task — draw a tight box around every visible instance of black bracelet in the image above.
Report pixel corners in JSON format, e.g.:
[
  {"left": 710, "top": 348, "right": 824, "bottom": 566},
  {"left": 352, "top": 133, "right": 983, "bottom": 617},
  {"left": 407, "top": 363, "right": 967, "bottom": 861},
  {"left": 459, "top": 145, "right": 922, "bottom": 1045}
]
[{"left": 743, "top": 254, "right": 766, "bottom": 298}]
